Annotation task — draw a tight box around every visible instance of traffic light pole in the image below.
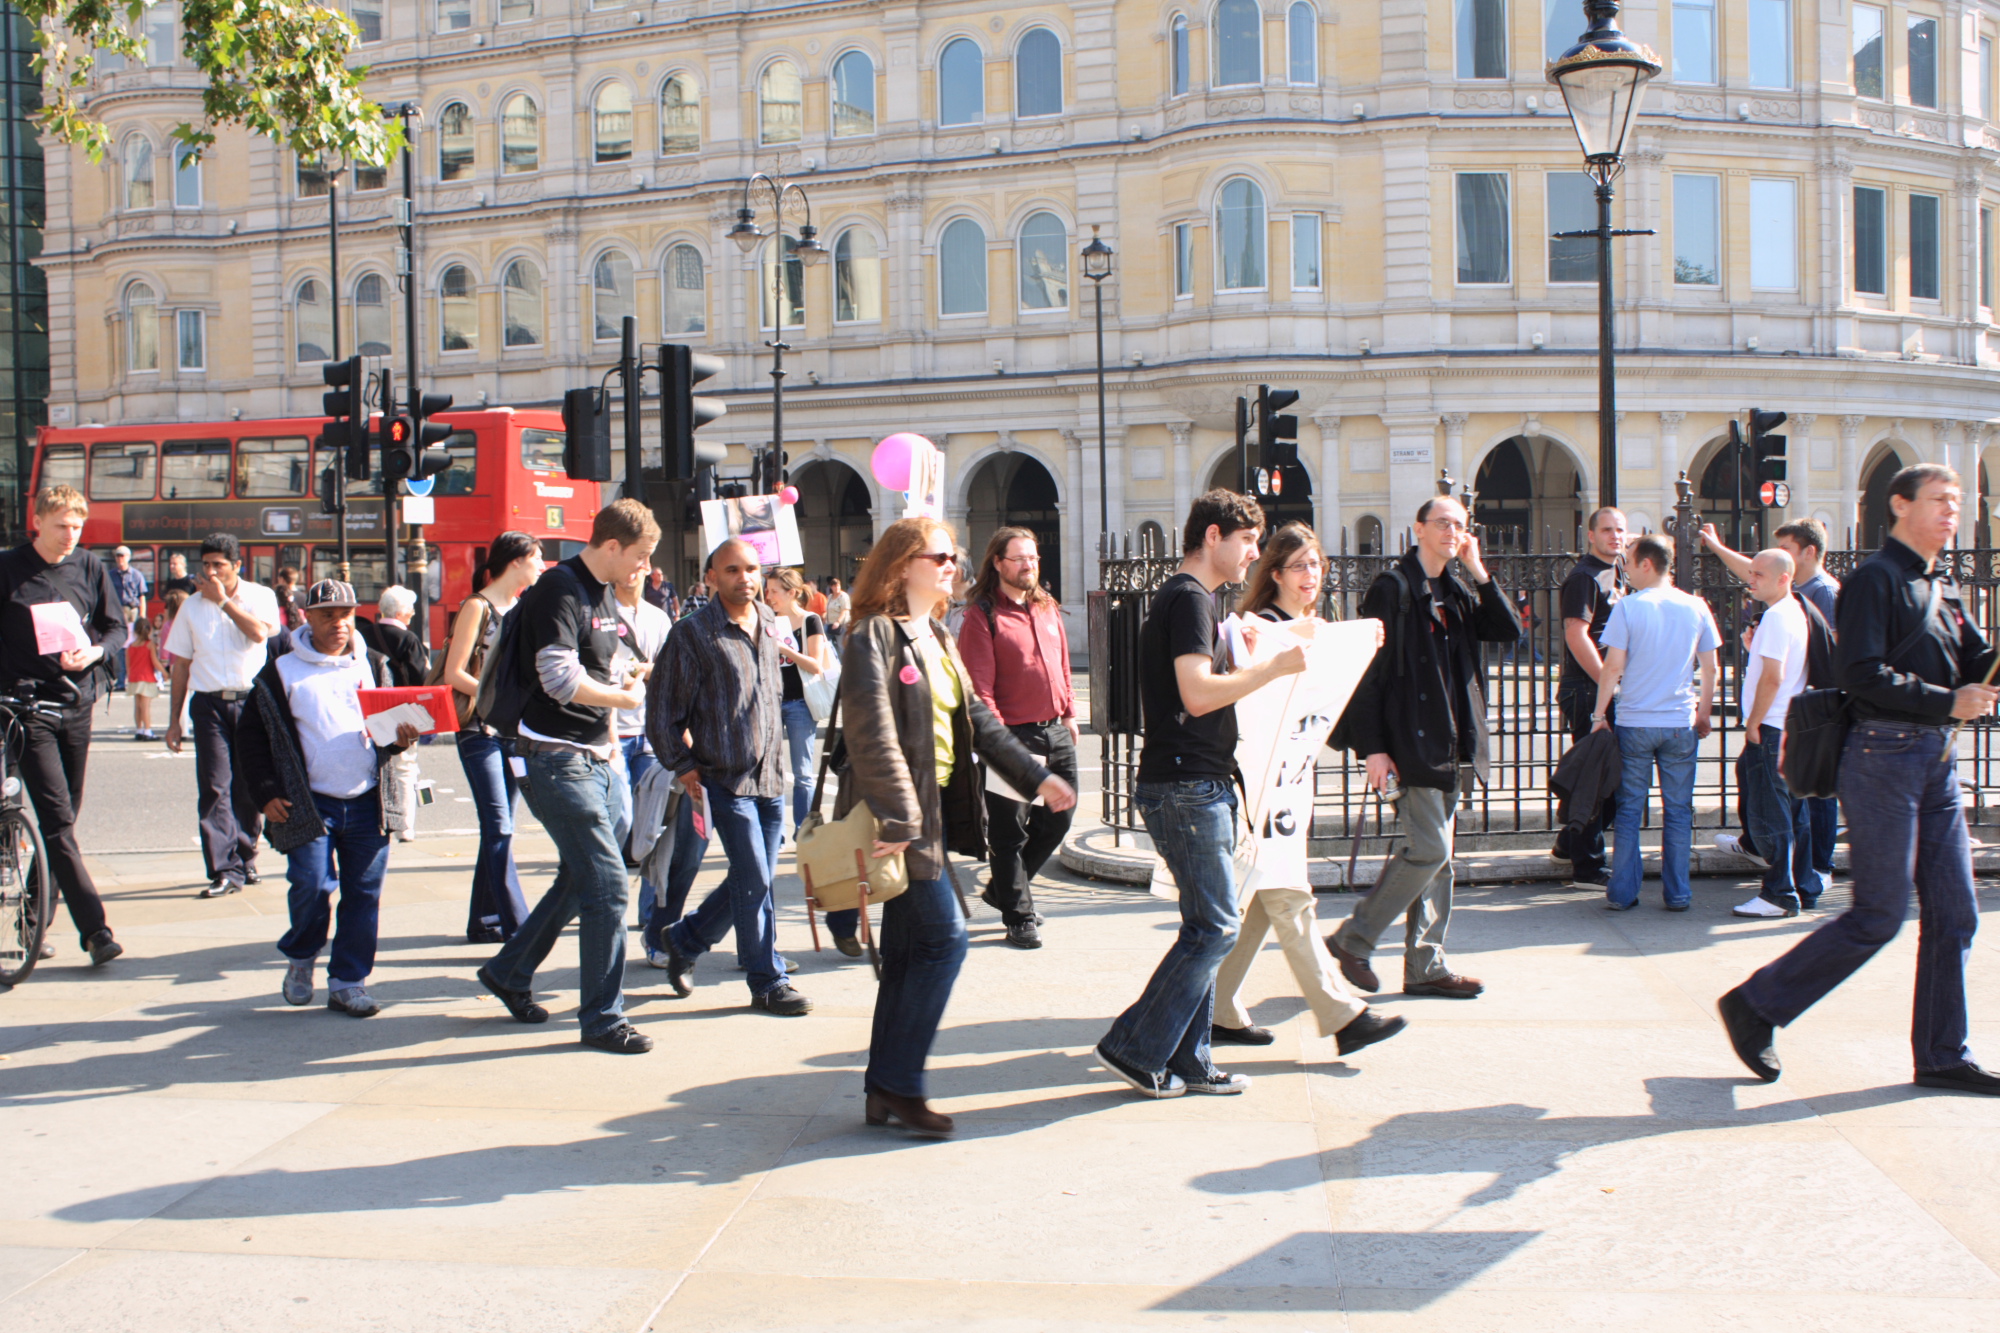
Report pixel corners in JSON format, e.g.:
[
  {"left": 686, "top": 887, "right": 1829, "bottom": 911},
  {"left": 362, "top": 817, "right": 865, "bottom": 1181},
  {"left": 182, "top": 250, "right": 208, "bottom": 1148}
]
[
  {"left": 621, "top": 316, "right": 644, "bottom": 506},
  {"left": 329, "top": 177, "right": 349, "bottom": 583},
  {"left": 1235, "top": 396, "right": 1249, "bottom": 494},
  {"left": 381, "top": 364, "right": 400, "bottom": 592},
  {"left": 399, "top": 103, "right": 426, "bottom": 645}
]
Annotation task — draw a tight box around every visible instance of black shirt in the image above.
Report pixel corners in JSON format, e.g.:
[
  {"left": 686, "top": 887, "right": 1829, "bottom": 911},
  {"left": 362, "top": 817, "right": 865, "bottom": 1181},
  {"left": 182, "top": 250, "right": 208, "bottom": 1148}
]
[
  {"left": 1137, "top": 573, "right": 1235, "bottom": 782},
  {"left": 356, "top": 616, "right": 429, "bottom": 688},
  {"left": 1559, "top": 552, "right": 1625, "bottom": 685},
  {"left": 516, "top": 555, "right": 622, "bottom": 749},
  {"left": 0, "top": 543, "right": 128, "bottom": 707},
  {"left": 1837, "top": 537, "right": 1996, "bottom": 724},
  {"left": 778, "top": 611, "right": 825, "bottom": 703}
]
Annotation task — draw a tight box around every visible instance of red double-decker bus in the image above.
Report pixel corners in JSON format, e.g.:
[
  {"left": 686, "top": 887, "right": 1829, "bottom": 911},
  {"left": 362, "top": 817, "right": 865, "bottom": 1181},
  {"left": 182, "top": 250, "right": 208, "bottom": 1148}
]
[{"left": 31, "top": 409, "right": 602, "bottom": 643}]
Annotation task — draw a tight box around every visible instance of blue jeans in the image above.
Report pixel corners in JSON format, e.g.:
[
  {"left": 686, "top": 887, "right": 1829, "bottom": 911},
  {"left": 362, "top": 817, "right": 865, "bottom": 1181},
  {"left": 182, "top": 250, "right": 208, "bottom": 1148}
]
[
  {"left": 1744, "top": 721, "right": 1980, "bottom": 1073},
  {"left": 1610, "top": 725, "right": 1699, "bottom": 908},
  {"left": 780, "top": 698, "right": 818, "bottom": 834},
  {"left": 457, "top": 730, "right": 528, "bottom": 937},
  {"left": 866, "top": 876, "right": 967, "bottom": 1099},
  {"left": 276, "top": 791, "right": 390, "bottom": 988},
  {"left": 668, "top": 786, "right": 788, "bottom": 997},
  {"left": 1804, "top": 795, "right": 1838, "bottom": 902},
  {"left": 1100, "top": 779, "right": 1241, "bottom": 1079},
  {"left": 487, "top": 749, "right": 631, "bottom": 1037},
  {"left": 1742, "top": 724, "right": 1812, "bottom": 909}
]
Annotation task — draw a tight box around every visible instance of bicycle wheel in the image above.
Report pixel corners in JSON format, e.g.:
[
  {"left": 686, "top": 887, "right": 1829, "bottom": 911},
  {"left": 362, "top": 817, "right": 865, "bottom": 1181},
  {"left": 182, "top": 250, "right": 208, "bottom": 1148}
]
[{"left": 0, "top": 806, "right": 52, "bottom": 988}]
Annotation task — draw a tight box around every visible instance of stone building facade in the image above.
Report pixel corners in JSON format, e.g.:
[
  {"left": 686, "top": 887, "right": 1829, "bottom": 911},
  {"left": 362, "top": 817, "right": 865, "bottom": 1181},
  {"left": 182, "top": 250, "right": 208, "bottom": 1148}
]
[{"left": 38, "top": 0, "right": 2000, "bottom": 595}]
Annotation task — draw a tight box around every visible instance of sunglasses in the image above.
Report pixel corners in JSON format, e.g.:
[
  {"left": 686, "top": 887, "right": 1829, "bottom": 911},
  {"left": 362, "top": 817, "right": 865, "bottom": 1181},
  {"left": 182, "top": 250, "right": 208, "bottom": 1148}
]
[{"left": 910, "top": 551, "right": 957, "bottom": 567}]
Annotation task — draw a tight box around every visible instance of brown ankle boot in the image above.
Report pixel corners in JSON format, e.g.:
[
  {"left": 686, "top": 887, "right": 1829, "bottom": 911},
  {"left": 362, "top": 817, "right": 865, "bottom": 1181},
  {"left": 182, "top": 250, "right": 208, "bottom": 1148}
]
[{"left": 864, "top": 1089, "right": 955, "bottom": 1138}]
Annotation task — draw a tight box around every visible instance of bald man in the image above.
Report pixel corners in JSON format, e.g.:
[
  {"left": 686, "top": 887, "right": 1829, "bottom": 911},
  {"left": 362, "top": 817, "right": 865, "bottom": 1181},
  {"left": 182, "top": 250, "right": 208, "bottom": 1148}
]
[{"left": 1733, "top": 549, "right": 1814, "bottom": 919}]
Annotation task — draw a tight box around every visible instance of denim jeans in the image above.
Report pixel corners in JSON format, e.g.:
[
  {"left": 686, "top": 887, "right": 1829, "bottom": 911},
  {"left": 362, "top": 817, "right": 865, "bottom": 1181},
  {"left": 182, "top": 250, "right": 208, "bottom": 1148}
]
[
  {"left": 1100, "top": 779, "right": 1241, "bottom": 1079},
  {"left": 983, "top": 719, "right": 1077, "bottom": 925},
  {"left": 779, "top": 699, "right": 818, "bottom": 835},
  {"left": 1744, "top": 721, "right": 1980, "bottom": 1073},
  {"left": 1610, "top": 725, "right": 1699, "bottom": 908},
  {"left": 1555, "top": 683, "right": 1614, "bottom": 878},
  {"left": 486, "top": 749, "right": 631, "bottom": 1038},
  {"left": 1804, "top": 796, "right": 1838, "bottom": 903},
  {"left": 456, "top": 730, "right": 528, "bottom": 937},
  {"left": 668, "top": 787, "right": 788, "bottom": 997},
  {"left": 1742, "top": 724, "right": 1812, "bottom": 909},
  {"left": 866, "top": 876, "right": 967, "bottom": 1099},
  {"left": 276, "top": 791, "right": 390, "bottom": 988}
]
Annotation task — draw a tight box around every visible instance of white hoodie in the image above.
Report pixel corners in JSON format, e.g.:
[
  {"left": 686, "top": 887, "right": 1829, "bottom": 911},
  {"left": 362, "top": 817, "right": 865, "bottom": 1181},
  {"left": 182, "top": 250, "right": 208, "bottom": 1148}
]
[{"left": 275, "top": 624, "right": 378, "bottom": 799}]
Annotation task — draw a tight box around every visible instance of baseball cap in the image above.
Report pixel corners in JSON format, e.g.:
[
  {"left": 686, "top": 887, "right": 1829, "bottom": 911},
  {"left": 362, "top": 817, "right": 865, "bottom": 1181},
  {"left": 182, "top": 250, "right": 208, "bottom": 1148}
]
[{"left": 301, "top": 579, "right": 358, "bottom": 610}]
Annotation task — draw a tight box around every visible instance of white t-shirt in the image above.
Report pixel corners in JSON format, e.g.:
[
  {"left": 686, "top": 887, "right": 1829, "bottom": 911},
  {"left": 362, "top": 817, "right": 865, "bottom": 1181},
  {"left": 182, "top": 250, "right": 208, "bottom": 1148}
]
[
  {"left": 162, "top": 579, "right": 284, "bottom": 692},
  {"left": 611, "top": 597, "right": 671, "bottom": 739},
  {"left": 275, "top": 626, "right": 378, "bottom": 798},
  {"left": 1745, "top": 595, "right": 1810, "bottom": 732}
]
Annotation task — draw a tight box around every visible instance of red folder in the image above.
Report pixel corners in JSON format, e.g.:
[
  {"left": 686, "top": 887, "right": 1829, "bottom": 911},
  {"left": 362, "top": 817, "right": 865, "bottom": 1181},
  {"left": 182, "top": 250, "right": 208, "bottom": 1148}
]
[{"left": 358, "top": 687, "right": 455, "bottom": 736}]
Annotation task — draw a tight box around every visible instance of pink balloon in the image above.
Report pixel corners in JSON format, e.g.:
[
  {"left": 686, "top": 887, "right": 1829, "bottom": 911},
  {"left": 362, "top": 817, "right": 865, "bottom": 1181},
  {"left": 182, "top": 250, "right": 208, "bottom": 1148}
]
[
  {"left": 872, "top": 433, "right": 931, "bottom": 492},
  {"left": 777, "top": 485, "right": 800, "bottom": 506}
]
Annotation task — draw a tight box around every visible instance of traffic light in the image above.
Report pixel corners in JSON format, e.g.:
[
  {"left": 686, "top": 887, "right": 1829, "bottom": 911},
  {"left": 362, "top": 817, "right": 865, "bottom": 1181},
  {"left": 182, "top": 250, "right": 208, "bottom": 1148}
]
[
  {"left": 1254, "top": 385, "right": 1300, "bottom": 496},
  {"left": 318, "top": 464, "right": 339, "bottom": 516},
  {"left": 412, "top": 391, "right": 455, "bottom": 481},
  {"left": 562, "top": 387, "right": 612, "bottom": 482},
  {"left": 380, "top": 413, "right": 417, "bottom": 485},
  {"left": 661, "top": 344, "right": 728, "bottom": 481},
  {"left": 1750, "top": 408, "right": 1787, "bottom": 484},
  {"left": 322, "top": 355, "right": 368, "bottom": 481}
]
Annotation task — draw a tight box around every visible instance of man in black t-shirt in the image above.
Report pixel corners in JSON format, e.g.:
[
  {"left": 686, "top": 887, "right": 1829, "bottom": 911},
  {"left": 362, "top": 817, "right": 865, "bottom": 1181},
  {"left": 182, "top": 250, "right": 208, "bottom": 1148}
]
[
  {"left": 477, "top": 499, "right": 659, "bottom": 1055},
  {"left": 1096, "top": 490, "right": 1306, "bottom": 1101},
  {"left": 1554, "top": 507, "right": 1629, "bottom": 888}
]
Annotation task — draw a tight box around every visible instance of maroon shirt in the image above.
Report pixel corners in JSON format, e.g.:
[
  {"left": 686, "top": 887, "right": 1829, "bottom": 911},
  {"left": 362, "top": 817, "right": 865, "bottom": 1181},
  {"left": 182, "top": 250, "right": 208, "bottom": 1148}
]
[{"left": 957, "top": 592, "right": 1074, "bottom": 726}]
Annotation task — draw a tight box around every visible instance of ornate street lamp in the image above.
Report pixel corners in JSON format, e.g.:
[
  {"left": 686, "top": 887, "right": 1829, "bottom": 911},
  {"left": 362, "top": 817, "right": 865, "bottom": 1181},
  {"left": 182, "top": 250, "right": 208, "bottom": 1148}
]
[
  {"left": 1081, "top": 225, "right": 1114, "bottom": 570},
  {"left": 731, "top": 173, "right": 825, "bottom": 491},
  {"left": 1548, "top": 0, "right": 1660, "bottom": 510}
]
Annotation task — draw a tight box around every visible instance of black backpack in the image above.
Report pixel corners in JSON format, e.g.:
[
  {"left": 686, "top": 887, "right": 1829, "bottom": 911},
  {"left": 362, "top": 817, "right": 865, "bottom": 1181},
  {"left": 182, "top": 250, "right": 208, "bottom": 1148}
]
[
  {"left": 473, "top": 564, "right": 581, "bottom": 740},
  {"left": 1795, "top": 591, "right": 1836, "bottom": 691}
]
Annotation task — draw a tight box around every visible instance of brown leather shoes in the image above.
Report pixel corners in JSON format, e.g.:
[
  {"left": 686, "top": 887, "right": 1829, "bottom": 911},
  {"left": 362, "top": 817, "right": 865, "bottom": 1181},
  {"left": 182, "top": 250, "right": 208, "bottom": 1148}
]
[
  {"left": 1404, "top": 973, "right": 1485, "bottom": 999},
  {"left": 865, "top": 1089, "right": 955, "bottom": 1138},
  {"left": 1323, "top": 935, "right": 1381, "bottom": 993}
]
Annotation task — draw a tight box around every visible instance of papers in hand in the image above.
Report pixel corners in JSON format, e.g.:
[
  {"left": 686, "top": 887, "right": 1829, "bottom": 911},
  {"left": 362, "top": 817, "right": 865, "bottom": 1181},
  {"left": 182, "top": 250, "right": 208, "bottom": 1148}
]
[
  {"left": 363, "top": 702, "right": 433, "bottom": 746},
  {"left": 31, "top": 601, "right": 90, "bottom": 656},
  {"left": 986, "top": 766, "right": 1045, "bottom": 807}
]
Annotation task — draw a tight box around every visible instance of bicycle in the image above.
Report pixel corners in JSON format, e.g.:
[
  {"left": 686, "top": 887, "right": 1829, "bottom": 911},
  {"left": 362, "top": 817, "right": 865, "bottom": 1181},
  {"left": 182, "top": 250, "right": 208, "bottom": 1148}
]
[{"left": 0, "top": 691, "right": 60, "bottom": 988}]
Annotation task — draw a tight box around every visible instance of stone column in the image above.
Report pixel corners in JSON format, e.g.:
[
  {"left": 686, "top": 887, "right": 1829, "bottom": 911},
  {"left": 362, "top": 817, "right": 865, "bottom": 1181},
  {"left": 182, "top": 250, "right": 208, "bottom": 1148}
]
[
  {"left": 1384, "top": 412, "right": 1441, "bottom": 542},
  {"left": 1932, "top": 418, "right": 1959, "bottom": 481},
  {"left": 1103, "top": 424, "right": 1129, "bottom": 545},
  {"left": 1440, "top": 413, "right": 1467, "bottom": 495},
  {"left": 1789, "top": 412, "right": 1816, "bottom": 517},
  {"left": 1168, "top": 420, "right": 1195, "bottom": 530},
  {"left": 1313, "top": 411, "right": 1342, "bottom": 543},
  {"left": 1062, "top": 428, "right": 1086, "bottom": 596},
  {"left": 1658, "top": 412, "right": 1685, "bottom": 521},
  {"left": 1839, "top": 415, "right": 1865, "bottom": 543}
]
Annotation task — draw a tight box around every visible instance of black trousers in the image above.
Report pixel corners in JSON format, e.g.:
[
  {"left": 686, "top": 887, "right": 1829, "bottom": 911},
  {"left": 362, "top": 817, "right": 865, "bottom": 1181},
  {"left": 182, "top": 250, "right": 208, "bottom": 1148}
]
[
  {"left": 17, "top": 704, "right": 108, "bottom": 944},
  {"left": 1555, "top": 681, "right": 1615, "bottom": 879},
  {"left": 191, "top": 692, "right": 261, "bottom": 882},
  {"left": 982, "top": 719, "right": 1077, "bottom": 924}
]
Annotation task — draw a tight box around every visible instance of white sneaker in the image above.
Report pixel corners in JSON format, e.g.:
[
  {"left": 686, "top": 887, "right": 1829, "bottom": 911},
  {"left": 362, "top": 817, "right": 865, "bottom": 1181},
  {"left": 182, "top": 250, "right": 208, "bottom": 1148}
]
[
  {"left": 1732, "top": 895, "right": 1797, "bottom": 919},
  {"left": 282, "top": 957, "right": 314, "bottom": 1006},
  {"left": 645, "top": 949, "right": 670, "bottom": 970},
  {"left": 1714, "top": 833, "right": 1768, "bottom": 867},
  {"left": 327, "top": 986, "right": 380, "bottom": 1017}
]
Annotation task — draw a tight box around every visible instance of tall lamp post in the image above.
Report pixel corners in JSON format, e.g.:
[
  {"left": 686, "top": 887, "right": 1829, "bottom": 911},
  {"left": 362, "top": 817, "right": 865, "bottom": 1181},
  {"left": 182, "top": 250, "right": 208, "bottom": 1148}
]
[
  {"left": 1548, "top": 0, "right": 1660, "bottom": 511},
  {"left": 1081, "top": 226, "right": 1114, "bottom": 569},
  {"left": 728, "top": 173, "right": 825, "bottom": 490}
]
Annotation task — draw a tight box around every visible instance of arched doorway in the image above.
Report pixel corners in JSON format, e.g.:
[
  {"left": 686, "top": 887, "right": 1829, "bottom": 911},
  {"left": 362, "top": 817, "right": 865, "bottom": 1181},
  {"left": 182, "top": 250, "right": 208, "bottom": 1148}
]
[
  {"left": 1859, "top": 443, "right": 1909, "bottom": 549},
  {"left": 964, "top": 451, "right": 1063, "bottom": 601},
  {"left": 1690, "top": 432, "right": 1771, "bottom": 553},
  {"left": 1203, "top": 455, "right": 1314, "bottom": 534},
  {"left": 1471, "top": 436, "right": 1582, "bottom": 552},
  {"left": 790, "top": 458, "right": 874, "bottom": 581}
]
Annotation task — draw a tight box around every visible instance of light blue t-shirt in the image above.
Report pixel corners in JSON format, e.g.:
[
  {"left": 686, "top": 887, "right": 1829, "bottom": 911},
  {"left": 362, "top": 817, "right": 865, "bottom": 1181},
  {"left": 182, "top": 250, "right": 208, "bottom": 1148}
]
[{"left": 1598, "top": 585, "right": 1722, "bottom": 727}]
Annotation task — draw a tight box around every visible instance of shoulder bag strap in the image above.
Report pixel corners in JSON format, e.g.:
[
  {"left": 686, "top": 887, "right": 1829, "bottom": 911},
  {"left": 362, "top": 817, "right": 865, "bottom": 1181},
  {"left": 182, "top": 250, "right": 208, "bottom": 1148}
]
[
  {"left": 808, "top": 690, "right": 841, "bottom": 816},
  {"left": 1883, "top": 576, "right": 1945, "bottom": 671}
]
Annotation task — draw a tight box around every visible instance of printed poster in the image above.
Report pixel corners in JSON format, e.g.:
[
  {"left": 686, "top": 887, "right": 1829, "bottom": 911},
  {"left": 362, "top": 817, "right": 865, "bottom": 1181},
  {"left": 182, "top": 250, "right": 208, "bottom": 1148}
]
[{"left": 701, "top": 494, "right": 804, "bottom": 567}]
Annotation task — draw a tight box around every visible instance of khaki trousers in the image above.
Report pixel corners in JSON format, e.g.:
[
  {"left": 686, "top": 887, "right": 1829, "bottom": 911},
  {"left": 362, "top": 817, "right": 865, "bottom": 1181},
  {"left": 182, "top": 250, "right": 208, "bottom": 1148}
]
[{"left": 1214, "top": 886, "right": 1368, "bottom": 1037}]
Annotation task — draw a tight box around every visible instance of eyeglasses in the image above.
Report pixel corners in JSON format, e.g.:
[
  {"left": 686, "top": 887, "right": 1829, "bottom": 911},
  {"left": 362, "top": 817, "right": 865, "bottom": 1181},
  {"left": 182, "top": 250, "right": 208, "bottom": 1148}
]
[
  {"left": 998, "top": 554, "right": 1040, "bottom": 565},
  {"left": 1424, "top": 518, "right": 1469, "bottom": 534},
  {"left": 910, "top": 551, "right": 957, "bottom": 567},
  {"left": 1280, "top": 559, "right": 1323, "bottom": 574}
]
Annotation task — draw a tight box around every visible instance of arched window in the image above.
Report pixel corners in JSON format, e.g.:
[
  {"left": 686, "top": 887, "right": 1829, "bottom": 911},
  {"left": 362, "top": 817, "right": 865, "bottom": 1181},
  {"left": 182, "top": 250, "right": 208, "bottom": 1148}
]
[
  {"left": 1015, "top": 29, "right": 1062, "bottom": 117},
  {"left": 1215, "top": 177, "right": 1267, "bottom": 290},
  {"left": 294, "top": 279, "right": 331, "bottom": 363},
  {"left": 593, "top": 84, "right": 632, "bottom": 162},
  {"left": 1171, "top": 16, "right": 1191, "bottom": 96},
  {"left": 1215, "top": 0, "right": 1263, "bottom": 87},
  {"left": 1017, "top": 211, "right": 1069, "bottom": 310},
  {"left": 664, "top": 244, "right": 705, "bottom": 333},
  {"left": 760, "top": 60, "right": 802, "bottom": 144},
  {"left": 354, "top": 274, "right": 391, "bottom": 355},
  {"left": 593, "top": 251, "right": 635, "bottom": 341},
  {"left": 123, "top": 138, "right": 154, "bottom": 210},
  {"left": 939, "top": 39, "right": 984, "bottom": 126},
  {"left": 502, "top": 259, "right": 542, "bottom": 346},
  {"left": 659, "top": 75, "right": 699, "bottom": 154},
  {"left": 761, "top": 235, "right": 804, "bottom": 329},
  {"left": 939, "top": 218, "right": 987, "bottom": 315},
  {"left": 834, "top": 228, "right": 882, "bottom": 322},
  {"left": 437, "top": 101, "right": 474, "bottom": 180},
  {"left": 831, "top": 50, "right": 876, "bottom": 137},
  {"left": 500, "top": 93, "right": 539, "bottom": 173},
  {"left": 173, "top": 144, "right": 201, "bottom": 208},
  {"left": 127, "top": 282, "right": 159, "bottom": 371},
  {"left": 1288, "top": 2, "right": 1318, "bottom": 84},
  {"left": 439, "top": 264, "right": 476, "bottom": 351}
]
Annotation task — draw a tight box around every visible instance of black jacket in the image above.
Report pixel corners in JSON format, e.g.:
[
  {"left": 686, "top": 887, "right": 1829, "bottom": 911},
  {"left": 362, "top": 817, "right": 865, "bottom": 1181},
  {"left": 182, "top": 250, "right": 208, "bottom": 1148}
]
[
  {"left": 1341, "top": 549, "right": 1521, "bottom": 792},
  {"left": 356, "top": 616, "right": 430, "bottom": 687},
  {"left": 1837, "top": 537, "right": 1996, "bottom": 723},
  {"left": 0, "top": 543, "right": 128, "bottom": 706},
  {"left": 1550, "top": 727, "right": 1622, "bottom": 839}
]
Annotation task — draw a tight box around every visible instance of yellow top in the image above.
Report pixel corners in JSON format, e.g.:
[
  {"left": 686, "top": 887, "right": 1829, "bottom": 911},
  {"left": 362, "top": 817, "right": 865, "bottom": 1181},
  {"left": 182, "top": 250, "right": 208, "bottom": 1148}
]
[{"left": 925, "top": 639, "right": 961, "bottom": 787}]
